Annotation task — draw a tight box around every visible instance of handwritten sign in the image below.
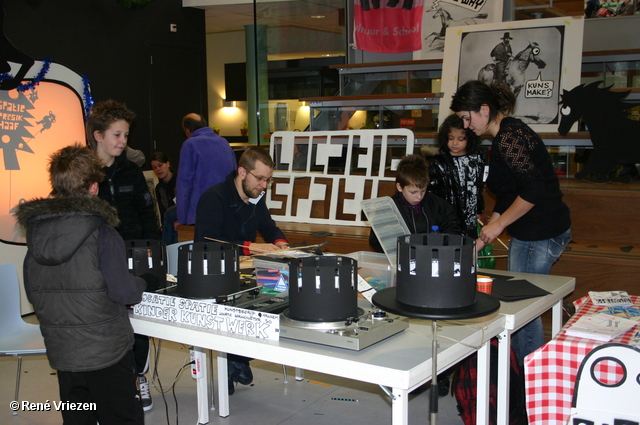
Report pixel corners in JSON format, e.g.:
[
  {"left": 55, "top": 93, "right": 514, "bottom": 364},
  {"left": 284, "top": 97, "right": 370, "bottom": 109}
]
[
  {"left": 525, "top": 73, "right": 554, "bottom": 99},
  {"left": 133, "top": 292, "right": 280, "bottom": 341}
]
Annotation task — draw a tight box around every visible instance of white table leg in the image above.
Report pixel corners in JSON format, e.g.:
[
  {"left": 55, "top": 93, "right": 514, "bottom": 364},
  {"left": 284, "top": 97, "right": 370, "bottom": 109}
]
[
  {"left": 217, "top": 352, "right": 229, "bottom": 418},
  {"left": 208, "top": 350, "right": 215, "bottom": 411},
  {"left": 295, "top": 367, "right": 304, "bottom": 381},
  {"left": 476, "top": 339, "right": 491, "bottom": 425},
  {"left": 551, "top": 300, "right": 562, "bottom": 337},
  {"left": 496, "top": 330, "right": 511, "bottom": 425},
  {"left": 391, "top": 387, "right": 409, "bottom": 425},
  {"left": 193, "top": 346, "right": 209, "bottom": 424}
]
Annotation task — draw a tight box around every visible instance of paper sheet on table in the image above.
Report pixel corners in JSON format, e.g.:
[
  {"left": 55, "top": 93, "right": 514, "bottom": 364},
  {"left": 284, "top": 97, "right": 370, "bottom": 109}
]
[{"left": 483, "top": 273, "right": 551, "bottom": 301}]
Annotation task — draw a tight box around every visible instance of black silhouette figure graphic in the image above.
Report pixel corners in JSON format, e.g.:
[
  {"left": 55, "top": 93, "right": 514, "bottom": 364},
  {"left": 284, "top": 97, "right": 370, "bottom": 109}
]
[
  {"left": 35, "top": 111, "right": 56, "bottom": 133},
  {"left": 478, "top": 41, "right": 546, "bottom": 98},
  {"left": 0, "top": 0, "right": 35, "bottom": 91},
  {"left": 558, "top": 81, "right": 640, "bottom": 182}
]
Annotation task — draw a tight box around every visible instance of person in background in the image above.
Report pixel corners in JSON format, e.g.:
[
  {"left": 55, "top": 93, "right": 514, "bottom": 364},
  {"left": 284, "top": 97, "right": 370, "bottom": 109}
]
[
  {"left": 450, "top": 80, "right": 571, "bottom": 364},
  {"left": 369, "top": 154, "right": 461, "bottom": 253},
  {"left": 150, "top": 151, "right": 178, "bottom": 245},
  {"left": 584, "top": 0, "right": 601, "bottom": 17},
  {"left": 86, "top": 99, "right": 158, "bottom": 411},
  {"left": 194, "top": 146, "right": 288, "bottom": 395},
  {"left": 426, "top": 114, "right": 486, "bottom": 239},
  {"left": 176, "top": 113, "right": 237, "bottom": 226},
  {"left": 15, "top": 144, "right": 147, "bottom": 425}
]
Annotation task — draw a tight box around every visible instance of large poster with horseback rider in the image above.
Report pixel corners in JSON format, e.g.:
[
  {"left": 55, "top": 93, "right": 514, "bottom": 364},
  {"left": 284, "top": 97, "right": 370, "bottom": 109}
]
[
  {"left": 439, "top": 16, "right": 584, "bottom": 133},
  {"left": 413, "top": 0, "right": 503, "bottom": 60}
]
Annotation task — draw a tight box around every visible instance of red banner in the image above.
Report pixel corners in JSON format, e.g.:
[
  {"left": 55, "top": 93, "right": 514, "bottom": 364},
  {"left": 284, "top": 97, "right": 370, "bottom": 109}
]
[{"left": 354, "top": 0, "right": 424, "bottom": 53}]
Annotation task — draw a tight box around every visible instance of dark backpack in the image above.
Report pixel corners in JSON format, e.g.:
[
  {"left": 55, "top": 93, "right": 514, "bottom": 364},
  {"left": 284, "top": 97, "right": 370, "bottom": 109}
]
[{"left": 452, "top": 337, "right": 528, "bottom": 425}]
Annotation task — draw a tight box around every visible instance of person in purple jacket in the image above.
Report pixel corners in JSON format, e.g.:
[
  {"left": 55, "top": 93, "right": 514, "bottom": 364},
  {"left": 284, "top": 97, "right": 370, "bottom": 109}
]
[{"left": 176, "top": 113, "right": 237, "bottom": 225}]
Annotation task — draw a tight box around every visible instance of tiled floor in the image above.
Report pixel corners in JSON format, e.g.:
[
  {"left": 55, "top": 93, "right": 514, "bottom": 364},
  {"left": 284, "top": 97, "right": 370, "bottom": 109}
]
[{"left": 2, "top": 324, "right": 466, "bottom": 425}]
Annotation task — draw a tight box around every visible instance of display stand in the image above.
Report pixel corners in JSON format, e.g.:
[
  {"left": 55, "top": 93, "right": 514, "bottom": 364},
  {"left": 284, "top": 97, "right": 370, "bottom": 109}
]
[{"left": 372, "top": 288, "right": 500, "bottom": 425}]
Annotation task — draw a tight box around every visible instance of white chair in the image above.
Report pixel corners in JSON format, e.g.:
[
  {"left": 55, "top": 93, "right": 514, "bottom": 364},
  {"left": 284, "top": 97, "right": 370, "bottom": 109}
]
[
  {"left": 0, "top": 262, "right": 47, "bottom": 415},
  {"left": 166, "top": 240, "right": 193, "bottom": 276}
]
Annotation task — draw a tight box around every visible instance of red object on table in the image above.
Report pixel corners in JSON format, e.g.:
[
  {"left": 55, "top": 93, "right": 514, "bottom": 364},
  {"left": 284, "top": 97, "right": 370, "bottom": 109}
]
[{"left": 524, "top": 295, "right": 639, "bottom": 425}]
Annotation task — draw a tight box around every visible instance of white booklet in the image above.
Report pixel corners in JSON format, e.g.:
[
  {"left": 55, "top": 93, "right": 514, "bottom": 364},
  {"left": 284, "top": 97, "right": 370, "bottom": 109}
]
[
  {"left": 566, "top": 313, "right": 638, "bottom": 342},
  {"left": 588, "top": 291, "right": 633, "bottom": 307}
]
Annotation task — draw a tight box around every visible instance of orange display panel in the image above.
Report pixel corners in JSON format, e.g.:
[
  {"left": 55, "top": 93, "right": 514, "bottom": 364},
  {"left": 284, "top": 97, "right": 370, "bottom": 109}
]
[{"left": 0, "top": 82, "right": 85, "bottom": 243}]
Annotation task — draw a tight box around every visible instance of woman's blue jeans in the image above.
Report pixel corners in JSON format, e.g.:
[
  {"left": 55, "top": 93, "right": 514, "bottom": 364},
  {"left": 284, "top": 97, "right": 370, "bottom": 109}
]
[
  {"left": 161, "top": 205, "right": 178, "bottom": 245},
  {"left": 507, "top": 227, "right": 571, "bottom": 364}
]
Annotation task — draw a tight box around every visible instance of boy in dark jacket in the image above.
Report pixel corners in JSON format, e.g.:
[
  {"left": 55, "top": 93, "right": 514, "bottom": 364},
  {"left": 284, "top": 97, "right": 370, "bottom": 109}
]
[
  {"left": 369, "top": 154, "right": 461, "bottom": 252},
  {"left": 15, "top": 144, "right": 147, "bottom": 425},
  {"left": 87, "top": 99, "right": 158, "bottom": 410}
]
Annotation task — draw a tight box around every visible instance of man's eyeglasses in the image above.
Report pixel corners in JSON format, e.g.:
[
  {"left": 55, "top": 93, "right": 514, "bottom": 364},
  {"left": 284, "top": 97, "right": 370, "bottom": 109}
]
[{"left": 248, "top": 170, "right": 274, "bottom": 185}]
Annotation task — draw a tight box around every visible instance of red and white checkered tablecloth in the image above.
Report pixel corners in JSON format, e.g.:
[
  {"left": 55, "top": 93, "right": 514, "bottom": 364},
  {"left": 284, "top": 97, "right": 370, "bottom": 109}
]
[{"left": 524, "top": 295, "right": 639, "bottom": 425}]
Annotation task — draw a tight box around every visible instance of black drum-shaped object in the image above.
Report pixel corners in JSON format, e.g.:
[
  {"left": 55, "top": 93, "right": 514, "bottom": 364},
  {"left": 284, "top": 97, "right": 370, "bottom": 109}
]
[
  {"left": 177, "top": 242, "right": 239, "bottom": 299},
  {"left": 287, "top": 256, "right": 358, "bottom": 322},
  {"left": 396, "top": 233, "right": 476, "bottom": 309},
  {"left": 126, "top": 239, "right": 167, "bottom": 292}
]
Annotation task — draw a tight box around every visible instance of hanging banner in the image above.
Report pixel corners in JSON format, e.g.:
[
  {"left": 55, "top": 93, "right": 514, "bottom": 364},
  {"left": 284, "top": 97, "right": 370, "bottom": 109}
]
[{"left": 354, "top": 0, "right": 425, "bottom": 53}]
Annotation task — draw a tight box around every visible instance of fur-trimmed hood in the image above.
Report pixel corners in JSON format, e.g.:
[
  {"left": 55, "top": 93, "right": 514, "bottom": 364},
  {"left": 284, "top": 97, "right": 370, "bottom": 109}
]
[
  {"left": 15, "top": 195, "right": 119, "bottom": 227},
  {"left": 15, "top": 196, "right": 120, "bottom": 266}
]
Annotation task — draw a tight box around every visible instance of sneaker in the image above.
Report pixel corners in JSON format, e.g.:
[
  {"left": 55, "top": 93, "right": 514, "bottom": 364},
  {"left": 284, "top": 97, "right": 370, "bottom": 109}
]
[{"left": 138, "top": 375, "right": 153, "bottom": 411}]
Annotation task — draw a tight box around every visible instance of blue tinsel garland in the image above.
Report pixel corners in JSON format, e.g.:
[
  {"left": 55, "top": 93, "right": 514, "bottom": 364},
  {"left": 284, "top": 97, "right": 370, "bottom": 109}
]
[
  {"left": 82, "top": 74, "right": 94, "bottom": 121},
  {"left": 0, "top": 57, "right": 94, "bottom": 121},
  {"left": 0, "top": 57, "right": 52, "bottom": 92}
]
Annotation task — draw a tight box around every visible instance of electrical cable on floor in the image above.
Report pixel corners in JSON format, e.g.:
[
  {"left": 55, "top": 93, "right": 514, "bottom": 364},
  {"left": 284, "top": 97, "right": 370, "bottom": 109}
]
[
  {"left": 149, "top": 338, "right": 171, "bottom": 425},
  {"left": 148, "top": 338, "right": 193, "bottom": 425},
  {"left": 172, "top": 362, "right": 192, "bottom": 425}
]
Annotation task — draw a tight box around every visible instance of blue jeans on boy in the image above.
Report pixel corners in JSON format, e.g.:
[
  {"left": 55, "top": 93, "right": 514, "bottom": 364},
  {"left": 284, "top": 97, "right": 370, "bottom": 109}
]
[{"left": 507, "top": 227, "right": 571, "bottom": 364}]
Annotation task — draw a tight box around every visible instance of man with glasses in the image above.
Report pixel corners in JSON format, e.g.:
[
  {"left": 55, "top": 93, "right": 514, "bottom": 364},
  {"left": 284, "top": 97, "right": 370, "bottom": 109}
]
[
  {"left": 194, "top": 145, "right": 287, "bottom": 254},
  {"left": 194, "top": 146, "right": 288, "bottom": 394}
]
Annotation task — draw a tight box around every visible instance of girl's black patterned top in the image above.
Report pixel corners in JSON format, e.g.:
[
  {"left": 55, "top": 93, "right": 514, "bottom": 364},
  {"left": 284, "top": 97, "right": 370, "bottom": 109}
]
[{"left": 429, "top": 151, "right": 485, "bottom": 238}]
